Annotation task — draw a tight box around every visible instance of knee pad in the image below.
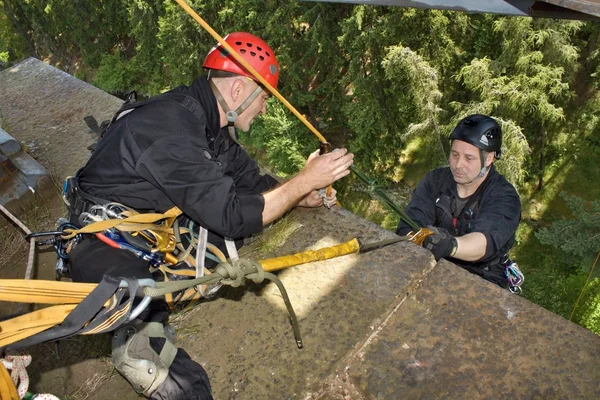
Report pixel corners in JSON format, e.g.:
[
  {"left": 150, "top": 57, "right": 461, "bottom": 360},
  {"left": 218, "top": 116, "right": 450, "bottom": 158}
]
[{"left": 112, "top": 321, "right": 177, "bottom": 396}]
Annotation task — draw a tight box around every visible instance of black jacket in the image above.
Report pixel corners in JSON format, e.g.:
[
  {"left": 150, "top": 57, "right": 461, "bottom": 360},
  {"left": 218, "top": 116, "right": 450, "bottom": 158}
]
[
  {"left": 396, "top": 165, "right": 521, "bottom": 269},
  {"left": 78, "top": 77, "right": 278, "bottom": 241}
]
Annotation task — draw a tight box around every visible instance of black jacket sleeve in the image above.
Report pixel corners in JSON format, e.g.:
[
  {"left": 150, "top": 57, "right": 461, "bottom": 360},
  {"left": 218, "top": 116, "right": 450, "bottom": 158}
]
[
  {"left": 227, "top": 143, "right": 280, "bottom": 195},
  {"left": 130, "top": 103, "right": 266, "bottom": 239},
  {"left": 471, "top": 180, "right": 521, "bottom": 262}
]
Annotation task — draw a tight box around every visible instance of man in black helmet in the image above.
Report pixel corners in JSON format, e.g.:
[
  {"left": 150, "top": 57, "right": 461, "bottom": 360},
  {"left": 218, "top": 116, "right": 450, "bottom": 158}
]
[{"left": 396, "top": 114, "right": 521, "bottom": 288}]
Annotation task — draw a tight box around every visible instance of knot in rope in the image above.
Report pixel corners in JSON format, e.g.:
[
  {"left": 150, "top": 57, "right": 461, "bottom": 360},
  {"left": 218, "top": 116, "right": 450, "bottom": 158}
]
[
  {"left": 367, "top": 179, "right": 378, "bottom": 193},
  {"left": 2, "top": 351, "right": 32, "bottom": 398},
  {"left": 217, "top": 258, "right": 264, "bottom": 287},
  {"left": 218, "top": 260, "right": 245, "bottom": 287},
  {"left": 239, "top": 259, "right": 265, "bottom": 284}
]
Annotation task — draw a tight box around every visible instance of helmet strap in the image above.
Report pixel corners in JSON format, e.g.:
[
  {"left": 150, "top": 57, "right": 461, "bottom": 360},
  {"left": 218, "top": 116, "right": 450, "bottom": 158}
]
[
  {"left": 462, "top": 149, "right": 488, "bottom": 185},
  {"left": 208, "top": 78, "right": 263, "bottom": 146},
  {"left": 478, "top": 149, "right": 487, "bottom": 178}
]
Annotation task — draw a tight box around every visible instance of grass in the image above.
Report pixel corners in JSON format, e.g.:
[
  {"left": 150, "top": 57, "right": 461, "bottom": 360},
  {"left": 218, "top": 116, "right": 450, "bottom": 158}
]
[
  {"left": 0, "top": 195, "right": 62, "bottom": 268},
  {"left": 239, "top": 214, "right": 303, "bottom": 259},
  {"left": 0, "top": 105, "right": 12, "bottom": 132}
]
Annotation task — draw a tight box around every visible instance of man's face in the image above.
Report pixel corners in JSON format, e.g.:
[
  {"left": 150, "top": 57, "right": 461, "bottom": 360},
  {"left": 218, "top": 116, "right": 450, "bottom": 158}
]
[
  {"left": 449, "top": 140, "right": 484, "bottom": 184},
  {"left": 234, "top": 79, "right": 269, "bottom": 132}
]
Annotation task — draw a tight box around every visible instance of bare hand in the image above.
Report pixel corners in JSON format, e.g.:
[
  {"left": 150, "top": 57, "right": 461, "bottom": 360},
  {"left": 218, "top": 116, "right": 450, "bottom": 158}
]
[
  {"left": 298, "top": 188, "right": 338, "bottom": 208},
  {"left": 300, "top": 148, "right": 354, "bottom": 190}
]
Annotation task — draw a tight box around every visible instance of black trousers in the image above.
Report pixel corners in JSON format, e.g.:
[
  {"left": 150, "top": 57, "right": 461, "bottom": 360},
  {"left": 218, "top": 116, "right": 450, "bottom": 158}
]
[{"left": 69, "top": 237, "right": 213, "bottom": 400}]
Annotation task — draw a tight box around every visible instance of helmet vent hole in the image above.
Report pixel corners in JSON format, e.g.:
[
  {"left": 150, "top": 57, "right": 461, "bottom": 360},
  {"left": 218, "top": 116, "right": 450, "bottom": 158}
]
[
  {"left": 246, "top": 42, "right": 253, "bottom": 47},
  {"left": 259, "top": 55, "right": 264, "bottom": 61},
  {"left": 265, "top": 51, "right": 271, "bottom": 57},
  {"left": 240, "top": 49, "right": 247, "bottom": 54},
  {"left": 257, "top": 46, "right": 263, "bottom": 51},
  {"left": 235, "top": 41, "right": 242, "bottom": 46},
  {"left": 250, "top": 51, "right": 257, "bottom": 57}
]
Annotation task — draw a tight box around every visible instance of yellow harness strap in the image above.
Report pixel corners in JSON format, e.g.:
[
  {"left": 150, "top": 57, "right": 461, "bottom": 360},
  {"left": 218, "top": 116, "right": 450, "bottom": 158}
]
[
  {"left": 0, "top": 304, "right": 77, "bottom": 347},
  {"left": 0, "top": 361, "right": 19, "bottom": 400},
  {"left": 61, "top": 206, "right": 183, "bottom": 239},
  {"left": 0, "top": 279, "right": 123, "bottom": 347},
  {"left": 0, "top": 279, "right": 97, "bottom": 304}
]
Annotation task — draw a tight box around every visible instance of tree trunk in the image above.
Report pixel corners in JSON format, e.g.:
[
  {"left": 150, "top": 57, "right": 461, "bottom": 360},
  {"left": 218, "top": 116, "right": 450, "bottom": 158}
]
[{"left": 536, "top": 125, "right": 545, "bottom": 192}]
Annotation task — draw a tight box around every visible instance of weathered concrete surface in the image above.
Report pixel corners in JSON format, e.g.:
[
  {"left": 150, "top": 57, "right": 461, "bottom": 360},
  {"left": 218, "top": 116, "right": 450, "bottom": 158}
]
[
  {"left": 315, "top": 259, "right": 600, "bottom": 399},
  {"left": 0, "top": 127, "right": 55, "bottom": 214},
  {"left": 0, "top": 57, "right": 121, "bottom": 181},
  {"left": 1, "top": 57, "right": 600, "bottom": 400}
]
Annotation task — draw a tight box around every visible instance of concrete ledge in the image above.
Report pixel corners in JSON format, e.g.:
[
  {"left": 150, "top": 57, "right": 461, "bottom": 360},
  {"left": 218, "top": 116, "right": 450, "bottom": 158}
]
[
  {"left": 0, "top": 127, "right": 55, "bottom": 216},
  {"left": 317, "top": 259, "right": 600, "bottom": 399}
]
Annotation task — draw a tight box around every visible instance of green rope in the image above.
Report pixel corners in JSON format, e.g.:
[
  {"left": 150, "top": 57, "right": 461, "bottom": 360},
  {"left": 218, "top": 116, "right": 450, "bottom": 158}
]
[
  {"left": 142, "top": 258, "right": 303, "bottom": 348},
  {"left": 349, "top": 166, "right": 420, "bottom": 232}
]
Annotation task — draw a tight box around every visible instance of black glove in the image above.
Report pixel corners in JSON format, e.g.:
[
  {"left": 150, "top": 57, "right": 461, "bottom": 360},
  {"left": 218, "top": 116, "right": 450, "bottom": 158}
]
[{"left": 422, "top": 225, "right": 457, "bottom": 261}]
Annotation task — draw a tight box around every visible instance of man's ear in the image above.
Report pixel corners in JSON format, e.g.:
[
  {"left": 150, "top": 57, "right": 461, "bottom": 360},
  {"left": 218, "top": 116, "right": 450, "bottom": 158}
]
[
  {"left": 486, "top": 151, "right": 495, "bottom": 167},
  {"left": 230, "top": 78, "right": 246, "bottom": 103}
]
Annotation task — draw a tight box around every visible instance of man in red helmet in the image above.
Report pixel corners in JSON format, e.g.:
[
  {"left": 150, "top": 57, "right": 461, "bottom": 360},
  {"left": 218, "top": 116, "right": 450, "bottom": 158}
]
[
  {"left": 64, "top": 32, "right": 354, "bottom": 399},
  {"left": 396, "top": 115, "right": 522, "bottom": 290}
]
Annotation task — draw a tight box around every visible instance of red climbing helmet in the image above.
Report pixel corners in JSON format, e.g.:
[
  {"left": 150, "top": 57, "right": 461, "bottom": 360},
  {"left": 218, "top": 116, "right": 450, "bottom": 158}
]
[{"left": 203, "top": 32, "right": 279, "bottom": 88}]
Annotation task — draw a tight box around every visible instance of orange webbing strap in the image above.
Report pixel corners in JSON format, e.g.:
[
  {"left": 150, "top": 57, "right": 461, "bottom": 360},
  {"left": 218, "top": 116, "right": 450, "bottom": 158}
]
[
  {"left": 0, "top": 361, "right": 19, "bottom": 400},
  {"left": 61, "top": 206, "right": 183, "bottom": 239},
  {"left": 259, "top": 238, "right": 360, "bottom": 272}
]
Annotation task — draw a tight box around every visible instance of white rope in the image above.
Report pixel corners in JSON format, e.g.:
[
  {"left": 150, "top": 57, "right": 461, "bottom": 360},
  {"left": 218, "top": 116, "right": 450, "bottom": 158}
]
[
  {"left": 2, "top": 352, "right": 31, "bottom": 398},
  {"left": 0, "top": 204, "right": 32, "bottom": 235},
  {"left": 1, "top": 352, "right": 60, "bottom": 400},
  {"left": 196, "top": 225, "right": 207, "bottom": 294}
]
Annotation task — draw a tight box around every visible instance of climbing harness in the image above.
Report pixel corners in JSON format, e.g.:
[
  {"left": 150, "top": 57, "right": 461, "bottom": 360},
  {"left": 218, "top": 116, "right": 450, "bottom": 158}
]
[{"left": 0, "top": 197, "right": 420, "bottom": 353}]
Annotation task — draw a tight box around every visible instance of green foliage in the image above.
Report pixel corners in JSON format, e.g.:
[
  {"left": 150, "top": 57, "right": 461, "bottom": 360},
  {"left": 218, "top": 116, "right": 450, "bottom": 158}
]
[
  {"left": 533, "top": 192, "right": 600, "bottom": 332},
  {"left": 492, "top": 118, "right": 531, "bottom": 187},
  {"left": 536, "top": 192, "right": 600, "bottom": 259},
  {"left": 93, "top": 53, "right": 135, "bottom": 94},
  {"left": 576, "top": 277, "right": 600, "bottom": 332},
  {"left": 240, "top": 100, "right": 313, "bottom": 177},
  {"left": 0, "top": 0, "right": 30, "bottom": 67},
  {"left": 383, "top": 45, "right": 446, "bottom": 169}
]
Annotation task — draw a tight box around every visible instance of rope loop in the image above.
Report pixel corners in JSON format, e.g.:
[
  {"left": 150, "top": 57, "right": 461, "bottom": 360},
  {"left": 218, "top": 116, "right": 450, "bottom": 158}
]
[{"left": 241, "top": 259, "right": 265, "bottom": 284}]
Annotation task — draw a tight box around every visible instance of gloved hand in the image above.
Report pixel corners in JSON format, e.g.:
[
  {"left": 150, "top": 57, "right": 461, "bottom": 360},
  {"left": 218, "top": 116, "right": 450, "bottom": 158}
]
[{"left": 422, "top": 225, "right": 457, "bottom": 261}]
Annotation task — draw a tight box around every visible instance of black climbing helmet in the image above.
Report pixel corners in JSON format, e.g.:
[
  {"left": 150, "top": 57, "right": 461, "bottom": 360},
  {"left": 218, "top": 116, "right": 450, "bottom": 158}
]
[{"left": 449, "top": 114, "right": 502, "bottom": 159}]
